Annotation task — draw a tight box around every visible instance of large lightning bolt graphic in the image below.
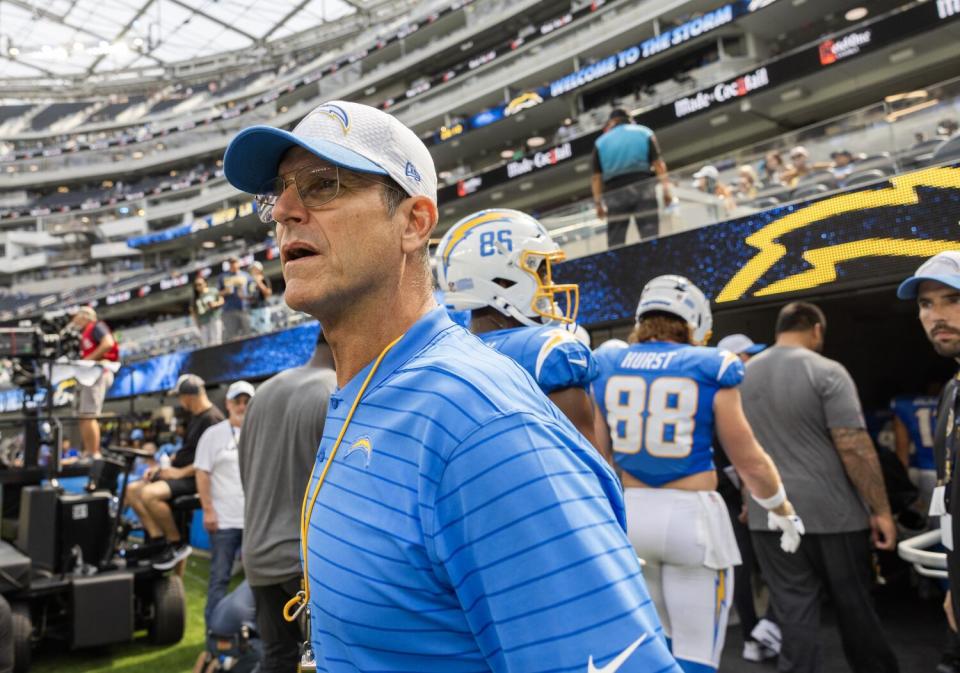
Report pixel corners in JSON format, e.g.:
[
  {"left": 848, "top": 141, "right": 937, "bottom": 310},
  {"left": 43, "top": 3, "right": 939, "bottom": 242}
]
[{"left": 717, "top": 166, "right": 960, "bottom": 303}]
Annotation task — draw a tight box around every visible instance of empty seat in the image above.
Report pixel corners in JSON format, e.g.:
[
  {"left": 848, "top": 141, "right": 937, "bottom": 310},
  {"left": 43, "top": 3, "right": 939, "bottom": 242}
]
[
  {"left": 791, "top": 183, "right": 830, "bottom": 200},
  {"left": 796, "top": 170, "right": 837, "bottom": 188},
  {"left": 749, "top": 197, "right": 781, "bottom": 210},
  {"left": 842, "top": 169, "right": 888, "bottom": 187},
  {"left": 849, "top": 155, "right": 895, "bottom": 175},
  {"left": 755, "top": 184, "right": 792, "bottom": 201},
  {"left": 932, "top": 135, "right": 960, "bottom": 164}
]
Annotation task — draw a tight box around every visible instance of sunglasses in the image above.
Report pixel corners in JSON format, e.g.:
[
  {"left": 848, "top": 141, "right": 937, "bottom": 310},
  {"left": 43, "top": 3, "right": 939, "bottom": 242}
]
[{"left": 255, "top": 165, "right": 401, "bottom": 224}]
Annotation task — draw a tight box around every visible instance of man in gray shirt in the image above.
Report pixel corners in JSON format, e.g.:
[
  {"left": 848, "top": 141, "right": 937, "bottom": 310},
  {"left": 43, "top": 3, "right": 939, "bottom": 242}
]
[
  {"left": 741, "top": 301, "right": 898, "bottom": 673},
  {"left": 238, "top": 331, "right": 336, "bottom": 673}
]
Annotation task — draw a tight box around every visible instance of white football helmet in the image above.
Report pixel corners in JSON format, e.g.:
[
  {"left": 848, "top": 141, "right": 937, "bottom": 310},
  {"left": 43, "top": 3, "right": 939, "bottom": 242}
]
[
  {"left": 635, "top": 274, "right": 713, "bottom": 345},
  {"left": 594, "top": 338, "right": 628, "bottom": 355},
  {"left": 435, "top": 209, "right": 578, "bottom": 326}
]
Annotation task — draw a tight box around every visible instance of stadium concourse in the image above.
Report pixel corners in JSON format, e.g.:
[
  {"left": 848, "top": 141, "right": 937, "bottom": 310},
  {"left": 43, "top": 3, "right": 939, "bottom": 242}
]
[{"left": 2, "top": 0, "right": 960, "bottom": 670}]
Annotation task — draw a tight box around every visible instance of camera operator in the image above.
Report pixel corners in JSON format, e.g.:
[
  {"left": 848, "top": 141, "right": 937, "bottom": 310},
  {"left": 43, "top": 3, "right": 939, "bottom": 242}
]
[{"left": 69, "top": 306, "right": 118, "bottom": 460}]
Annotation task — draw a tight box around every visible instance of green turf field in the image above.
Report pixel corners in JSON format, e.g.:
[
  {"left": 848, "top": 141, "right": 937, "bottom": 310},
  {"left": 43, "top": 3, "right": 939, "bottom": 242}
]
[{"left": 31, "top": 555, "right": 225, "bottom": 673}]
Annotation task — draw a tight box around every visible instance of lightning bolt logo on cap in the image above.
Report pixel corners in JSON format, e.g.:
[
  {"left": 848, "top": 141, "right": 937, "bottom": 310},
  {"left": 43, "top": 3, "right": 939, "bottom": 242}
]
[{"left": 315, "top": 104, "right": 350, "bottom": 135}]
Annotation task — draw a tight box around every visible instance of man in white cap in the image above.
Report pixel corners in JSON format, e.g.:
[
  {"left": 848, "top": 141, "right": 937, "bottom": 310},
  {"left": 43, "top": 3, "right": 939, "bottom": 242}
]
[
  {"left": 717, "top": 333, "right": 767, "bottom": 363},
  {"left": 126, "top": 373, "right": 223, "bottom": 570},
  {"left": 898, "top": 251, "right": 960, "bottom": 638},
  {"left": 195, "top": 379, "right": 255, "bottom": 628},
  {"left": 716, "top": 332, "right": 777, "bottom": 662},
  {"left": 223, "top": 101, "right": 680, "bottom": 672}
]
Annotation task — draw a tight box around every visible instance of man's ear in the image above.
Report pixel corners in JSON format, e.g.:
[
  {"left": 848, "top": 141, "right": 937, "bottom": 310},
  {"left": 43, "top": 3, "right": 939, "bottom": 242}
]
[{"left": 400, "top": 196, "right": 438, "bottom": 256}]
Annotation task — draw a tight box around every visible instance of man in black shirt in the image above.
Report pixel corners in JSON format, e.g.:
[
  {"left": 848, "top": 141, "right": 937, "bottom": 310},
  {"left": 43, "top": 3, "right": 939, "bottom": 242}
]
[
  {"left": 898, "top": 251, "right": 960, "bottom": 648},
  {"left": 126, "top": 374, "right": 224, "bottom": 570}
]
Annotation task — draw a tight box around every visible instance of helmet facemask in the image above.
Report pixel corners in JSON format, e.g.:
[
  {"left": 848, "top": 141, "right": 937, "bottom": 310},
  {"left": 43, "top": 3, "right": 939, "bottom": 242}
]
[{"left": 517, "top": 249, "right": 579, "bottom": 324}]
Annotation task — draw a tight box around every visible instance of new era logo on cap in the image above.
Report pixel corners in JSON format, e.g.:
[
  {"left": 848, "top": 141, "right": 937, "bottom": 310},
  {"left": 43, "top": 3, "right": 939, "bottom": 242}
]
[{"left": 405, "top": 161, "right": 422, "bottom": 183}]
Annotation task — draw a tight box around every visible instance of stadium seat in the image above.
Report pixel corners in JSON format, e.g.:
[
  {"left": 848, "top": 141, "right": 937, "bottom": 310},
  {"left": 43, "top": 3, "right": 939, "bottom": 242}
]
[
  {"left": 931, "top": 135, "right": 960, "bottom": 164},
  {"left": 796, "top": 170, "right": 838, "bottom": 188},
  {"left": 850, "top": 154, "right": 896, "bottom": 175},
  {"left": 842, "top": 168, "right": 889, "bottom": 187},
  {"left": 749, "top": 197, "right": 781, "bottom": 210},
  {"left": 790, "top": 182, "right": 831, "bottom": 200}
]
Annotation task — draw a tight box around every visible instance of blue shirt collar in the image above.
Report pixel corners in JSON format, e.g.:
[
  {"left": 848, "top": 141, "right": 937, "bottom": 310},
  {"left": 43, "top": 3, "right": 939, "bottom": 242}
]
[{"left": 331, "top": 306, "right": 456, "bottom": 407}]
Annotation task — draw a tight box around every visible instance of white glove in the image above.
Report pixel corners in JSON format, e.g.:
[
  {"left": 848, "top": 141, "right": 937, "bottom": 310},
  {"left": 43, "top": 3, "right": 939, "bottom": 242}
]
[{"left": 768, "top": 512, "right": 805, "bottom": 553}]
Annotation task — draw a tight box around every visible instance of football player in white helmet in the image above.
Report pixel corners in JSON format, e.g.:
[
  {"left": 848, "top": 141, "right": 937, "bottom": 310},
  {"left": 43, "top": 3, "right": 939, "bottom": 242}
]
[
  {"left": 591, "top": 274, "right": 804, "bottom": 673},
  {"left": 436, "top": 208, "right": 600, "bottom": 447}
]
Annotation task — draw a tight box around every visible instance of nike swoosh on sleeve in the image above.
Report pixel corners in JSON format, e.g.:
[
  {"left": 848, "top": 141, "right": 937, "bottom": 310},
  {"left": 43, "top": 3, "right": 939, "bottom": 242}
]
[
  {"left": 568, "top": 358, "right": 588, "bottom": 367},
  {"left": 586, "top": 633, "right": 649, "bottom": 673}
]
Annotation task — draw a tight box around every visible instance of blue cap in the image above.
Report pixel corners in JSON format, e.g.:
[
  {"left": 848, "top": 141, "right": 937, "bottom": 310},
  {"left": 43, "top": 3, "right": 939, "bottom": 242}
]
[
  {"left": 897, "top": 251, "right": 960, "bottom": 299},
  {"left": 130, "top": 428, "right": 144, "bottom": 441}
]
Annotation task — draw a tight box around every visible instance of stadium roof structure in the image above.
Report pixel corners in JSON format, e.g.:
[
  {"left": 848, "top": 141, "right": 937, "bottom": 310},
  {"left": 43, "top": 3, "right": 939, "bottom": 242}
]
[{"left": 0, "top": 0, "right": 375, "bottom": 78}]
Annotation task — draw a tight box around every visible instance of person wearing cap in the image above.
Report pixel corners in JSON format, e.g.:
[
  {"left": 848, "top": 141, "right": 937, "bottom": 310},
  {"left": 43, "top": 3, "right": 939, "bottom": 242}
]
[
  {"left": 591, "top": 108, "right": 672, "bottom": 247},
  {"left": 781, "top": 145, "right": 813, "bottom": 186},
  {"left": 223, "top": 100, "right": 680, "bottom": 672},
  {"left": 69, "top": 306, "right": 119, "bottom": 459},
  {"left": 247, "top": 261, "right": 273, "bottom": 334},
  {"left": 125, "top": 373, "right": 224, "bottom": 571},
  {"left": 897, "top": 250, "right": 960, "bottom": 641},
  {"left": 740, "top": 302, "right": 899, "bottom": 673},
  {"left": 714, "top": 333, "right": 777, "bottom": 663},
  {"left": 195, "top": 380, "right": 255, "bottom": 628},
  {"left": 219, "top": 257, "right": 253, "bottom": 340},
  {"left": 733, "top": 164, "right": 760, "bottom": 202},
  {"left": 692, "top": 164, "right": 735, "bottom": 222},
  {"left": 829, "top": 149, "right": 857, "bottom": 179},
  {"left": 717, "top": 333, "right": 766, "bottom": 363}
]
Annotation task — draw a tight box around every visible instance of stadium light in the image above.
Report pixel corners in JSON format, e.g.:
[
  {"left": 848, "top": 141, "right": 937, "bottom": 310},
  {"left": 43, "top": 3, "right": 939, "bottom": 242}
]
[{"left": 844, "top": 7, "right": 868, "bottom": 21}]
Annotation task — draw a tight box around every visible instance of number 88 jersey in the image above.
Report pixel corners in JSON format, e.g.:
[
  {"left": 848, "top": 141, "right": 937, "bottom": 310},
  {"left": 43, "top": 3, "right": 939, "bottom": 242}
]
[{"left": 593, "top": 341, "right": 744, "bottom": 486}]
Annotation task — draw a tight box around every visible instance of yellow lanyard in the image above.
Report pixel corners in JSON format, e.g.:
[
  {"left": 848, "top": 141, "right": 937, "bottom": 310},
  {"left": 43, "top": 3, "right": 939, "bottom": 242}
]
[{"left": 283, "top": 333, "right": 405, "bottom": 622}]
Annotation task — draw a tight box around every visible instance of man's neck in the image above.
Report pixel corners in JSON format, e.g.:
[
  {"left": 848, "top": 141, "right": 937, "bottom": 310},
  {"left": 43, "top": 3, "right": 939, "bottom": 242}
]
[
  {"left": 229, "top": 416, "right": 243, "bottom": 428},
  {"left": 775, "top": 332, "right": 811, "bottom": 350},
  {"left": 321, "top": 285, "right": 436, "bottom": 388}
]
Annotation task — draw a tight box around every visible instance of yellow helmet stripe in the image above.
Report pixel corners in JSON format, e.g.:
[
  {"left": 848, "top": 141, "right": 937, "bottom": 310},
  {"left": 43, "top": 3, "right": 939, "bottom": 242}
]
[{"left": 441, "top": 211, "right": 509, "bottom": 267}]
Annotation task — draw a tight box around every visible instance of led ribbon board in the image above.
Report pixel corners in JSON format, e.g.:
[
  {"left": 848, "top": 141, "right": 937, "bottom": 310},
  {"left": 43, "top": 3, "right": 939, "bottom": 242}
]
[{"left": 556, "top": 164, "right": 960, "bottom": 326}]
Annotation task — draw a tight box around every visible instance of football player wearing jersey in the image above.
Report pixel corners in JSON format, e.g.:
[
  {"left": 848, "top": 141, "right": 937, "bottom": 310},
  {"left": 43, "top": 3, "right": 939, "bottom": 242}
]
[
  {"left": 891, "top": 391, "right": 939, "bottom": 510},
  {"left": 437, "top": 208, "right": 601, "bottom": 447},
  {"left": 593, "top": 275, "right": 803, "bottom": 673},
  {"left": 224, "top": 102, "right": 681, "bottom": 673}
]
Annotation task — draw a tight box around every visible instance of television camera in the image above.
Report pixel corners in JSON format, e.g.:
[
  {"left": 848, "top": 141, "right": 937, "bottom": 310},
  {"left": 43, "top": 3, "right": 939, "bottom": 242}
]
[{"left": 0, "top": 311, "right": 81, "bottom": 389}]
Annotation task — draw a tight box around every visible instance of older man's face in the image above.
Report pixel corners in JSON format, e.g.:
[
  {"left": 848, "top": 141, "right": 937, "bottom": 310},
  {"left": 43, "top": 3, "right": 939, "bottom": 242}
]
[
  {"left": 271, "top": 147, "right": 403, "bottom": 319},
  {"left": 919, "top": 280, "right": 960, "bottom": 358}
]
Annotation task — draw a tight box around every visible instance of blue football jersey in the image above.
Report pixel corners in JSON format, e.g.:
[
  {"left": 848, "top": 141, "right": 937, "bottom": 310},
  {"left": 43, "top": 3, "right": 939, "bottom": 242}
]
[
  {"left": 304, "top": 308, "right": 680, "bottom": 673},
  {"left": 593, "top": 341, "right": 744, "bottom": 486},
  {"left": 891, "top": 395, "right": 938, "bottom": 470},
  {"left": 477, "top": 324, "right": 599, "bottom": 394}
]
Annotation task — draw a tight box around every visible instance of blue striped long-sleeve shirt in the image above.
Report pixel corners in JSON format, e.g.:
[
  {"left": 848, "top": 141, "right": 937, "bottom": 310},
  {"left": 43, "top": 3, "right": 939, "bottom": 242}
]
[{"left": 304, "top": 307, "right": 680, "bottom": 673}]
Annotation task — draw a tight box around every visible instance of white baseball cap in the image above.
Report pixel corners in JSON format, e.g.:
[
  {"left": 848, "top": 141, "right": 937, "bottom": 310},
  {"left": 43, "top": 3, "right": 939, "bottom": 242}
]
[
  {"left": 717, "top": 333, "right": 766, "bottom": 355},
  {"left": 692, "top": 165, "right": 719, "bottom": 180},
  {"left": 897, "top": 250, "right": 960, "bottom": 299},
  {"left": 226, "top": 380, "right": 256, "bottom": 400},
  {"left": 222, "top": 100, "right": 437, "bottom": 204}
]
